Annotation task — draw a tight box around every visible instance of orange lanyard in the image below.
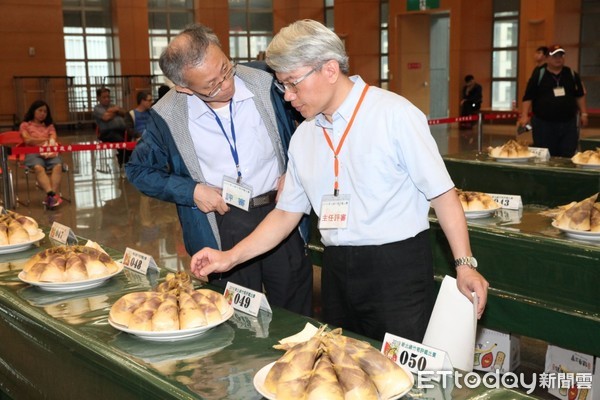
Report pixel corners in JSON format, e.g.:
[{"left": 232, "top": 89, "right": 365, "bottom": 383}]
[{"left": 322, "top": 84, "right": 369, "bottom": 196}]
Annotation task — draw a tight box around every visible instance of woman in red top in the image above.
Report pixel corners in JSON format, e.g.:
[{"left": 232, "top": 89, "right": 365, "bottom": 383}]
[{"left": 19, "top": 100, "right": 63, "bottom": 208}]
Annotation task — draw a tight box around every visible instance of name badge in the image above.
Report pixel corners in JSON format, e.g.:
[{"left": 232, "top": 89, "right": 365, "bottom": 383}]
[
  {"left": 122, "top": 247, "right": 159, "bottom": 275},
  {"left": 49, "top": 222, "right": 78, "bottom": 245},
  {"left": 554, "top": 87, "right": 565, "bottom": 97},
  {"left": 222, "top": 176, "right": 252, "bottom": 212},
  {"left": 224, "top": 281, "right": 272, "bottom": 317},
  {"left": 382, "top": 333, "right": 452, "bottom": 381},
  {"left": 487, "top": 193, "right": 523, "bottom": 210},
  {"left": 319, "top": 194, "right": 350, "bottom": 229}
]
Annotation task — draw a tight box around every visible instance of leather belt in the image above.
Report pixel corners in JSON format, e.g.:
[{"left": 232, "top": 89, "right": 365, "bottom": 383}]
[{"left": 249, "top": 190, "right": 277, "bottom": 208}]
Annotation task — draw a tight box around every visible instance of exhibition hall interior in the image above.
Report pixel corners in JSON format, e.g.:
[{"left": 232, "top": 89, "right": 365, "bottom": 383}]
[{"left": 0, "top": 1, "right": 598, "bottom": 399}]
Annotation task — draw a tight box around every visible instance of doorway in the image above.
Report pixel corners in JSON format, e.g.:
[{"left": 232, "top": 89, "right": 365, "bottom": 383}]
[{"left": 396, "top": 12, "right": 450, "bottom": 119}]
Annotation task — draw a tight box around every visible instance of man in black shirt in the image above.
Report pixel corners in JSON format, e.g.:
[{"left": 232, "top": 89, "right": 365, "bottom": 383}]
[{"left": 519, "top": 44, "right": 588, "bottom": 157}]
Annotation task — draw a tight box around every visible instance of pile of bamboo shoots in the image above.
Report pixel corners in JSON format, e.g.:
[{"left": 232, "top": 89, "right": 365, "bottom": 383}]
[{"left": 264, "top": 327, "right": 413, "bottom": 400}]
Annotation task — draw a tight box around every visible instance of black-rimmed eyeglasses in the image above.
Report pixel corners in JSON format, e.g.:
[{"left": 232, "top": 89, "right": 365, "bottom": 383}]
[
  {"left": 194, "top": 62, "right": 237, "bottom": 98},
  {"left": 274, "top": 63, "right": 323, "bottom": 94}
]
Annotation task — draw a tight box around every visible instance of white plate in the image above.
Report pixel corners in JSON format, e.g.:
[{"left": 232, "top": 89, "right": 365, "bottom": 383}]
[
  {"left": 572, "top": 161, "right": 600, "bottom": 169},
  {"left": 464, "top": 206, "right": 501, "bottom": 219},
  {"left": 0, "top": 230, "right": 45, "bottom": 254},
  {"left": 108, "top": 305, "right": 234, "bottom": 342},
  {"left": 552, "top": 221, "right": 600, "bottom": 241},
  {"left": 18, "top": 262, "right": 124, "bottom": 292},
  {"left": 490, "top": 155, "right": 535, "bottom": 162},
  {"left": 253, "top": 361, "right": 414, "bottom": 400}
]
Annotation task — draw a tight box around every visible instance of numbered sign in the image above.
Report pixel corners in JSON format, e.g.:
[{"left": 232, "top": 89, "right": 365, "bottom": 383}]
[
  {"left": 224, "top": 282, "right": 272, "bottom": 316},
  {"left": 381, "top": 333, "right": 452, "bottom": 381},
  {"left": 529, "top": 147, "right": 550, "bottom": 161},
  {"left": 488, "top": 193, "right": 523, "bottom": 210},
  {"left": 49, "top": 222, "right": 78, "bottom": 245},
  {"left": 122, "top": 247, "right": 158, "bottom": 275}
]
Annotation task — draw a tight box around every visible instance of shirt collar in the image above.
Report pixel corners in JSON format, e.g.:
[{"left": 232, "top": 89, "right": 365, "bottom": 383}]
[
  {"left": 315, "top": 75, "right": 365, "bottom": 128},
  {"left": 187, "top": 75, "right": 254, "bottom": 120}
]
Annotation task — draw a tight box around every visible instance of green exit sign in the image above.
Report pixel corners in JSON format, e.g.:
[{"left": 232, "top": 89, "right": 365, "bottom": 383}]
[{"left": 407, "top": 0, "right": 440, "bottom": 11}]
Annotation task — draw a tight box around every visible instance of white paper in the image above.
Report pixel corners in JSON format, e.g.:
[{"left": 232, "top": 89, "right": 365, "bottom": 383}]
[{"left": 422, "top": 275, "right": 477, "bottom": 372}]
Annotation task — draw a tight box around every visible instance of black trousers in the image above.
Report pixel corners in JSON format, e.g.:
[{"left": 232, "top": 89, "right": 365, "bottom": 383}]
[
  {"left": 99, "top": 129, "right": 133, "bottom": 165},
  {"left": 211, "top": 203, "right": 313, "bottom": 316},
  {"left": 531, "top": 116, "right": 579, "bottom": 157},
  {"left": 322, "top": 230, "right": 435, "bottom": 342}
]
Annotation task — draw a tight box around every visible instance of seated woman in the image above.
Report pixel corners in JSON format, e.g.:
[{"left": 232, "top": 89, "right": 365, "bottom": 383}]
[{"left": 19, "top": 100, "right": 63, "bottom": 208}]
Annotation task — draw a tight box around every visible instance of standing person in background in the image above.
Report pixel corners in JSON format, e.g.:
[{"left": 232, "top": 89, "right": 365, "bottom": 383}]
[
  {"left": 126, "top": 90, "right": 152, "bottom": 138},
  {"left": 154, "top": 84, "right": 171, "bottom": 106},
  {"left": 190, "top": 19, "right": 488, "bottom": 343},
  {"left": 126, "top": 23, "right": 312, "bottom": 316},
  {"left": 519, "top": 44, "right": 588, "bottom": 157},
  {"left": 460, "top": 74, "right": 482, "bottom": 129},
  {"left": 19, "top": 100, "right": 63, "bottom": 208},
  {"left": 534, "top": 46, "right": 549, "bottom": 68},
  {"left": 94, "top": 87, "right": 132, "bottom": 166}
]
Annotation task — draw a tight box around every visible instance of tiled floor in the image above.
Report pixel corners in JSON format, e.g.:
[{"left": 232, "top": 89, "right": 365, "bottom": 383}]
[{"left": 2, "top": 123, "right": 595, "bottom": 399}]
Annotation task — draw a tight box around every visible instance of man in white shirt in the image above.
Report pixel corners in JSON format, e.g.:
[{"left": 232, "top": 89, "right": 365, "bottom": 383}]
[{"left": 190, "top": 19, "right": 488, "bottom": 341}]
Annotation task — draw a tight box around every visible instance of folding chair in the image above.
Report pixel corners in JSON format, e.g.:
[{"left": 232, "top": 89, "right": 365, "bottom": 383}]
[{"left": 0, "top": 131, "right": 71, "bottom": 207}]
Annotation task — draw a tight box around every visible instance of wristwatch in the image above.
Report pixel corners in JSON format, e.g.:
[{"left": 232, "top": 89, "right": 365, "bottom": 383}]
[{"left": 454, "top": 256, "right": 478, "bottom": 269}]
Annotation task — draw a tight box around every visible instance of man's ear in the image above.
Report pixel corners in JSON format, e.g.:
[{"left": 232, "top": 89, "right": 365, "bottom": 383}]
[
  {"left": 175, "top": 86, "right": 193, "bottom": 95},
  {"left": 321, "top": 59, "right": 340, "bottom": 83}
]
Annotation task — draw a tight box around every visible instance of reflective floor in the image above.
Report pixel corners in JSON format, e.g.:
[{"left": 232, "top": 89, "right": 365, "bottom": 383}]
[
  {"left": 7, "top": 127, "right": 188, "bottom": 273},
  {"left": 3, "top": 123, "right": 596, "bottom": 399}
]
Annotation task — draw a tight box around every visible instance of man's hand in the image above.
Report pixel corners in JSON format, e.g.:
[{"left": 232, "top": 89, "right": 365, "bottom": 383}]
[
  {"left": 190, "top": 248, "right": 235, "bottom": 279},
  {"left": 193, "top": 184, "right": 230, "bottom": 215},
  {"left": 456, "top": 266, "right": 489, "bottom": 319}
]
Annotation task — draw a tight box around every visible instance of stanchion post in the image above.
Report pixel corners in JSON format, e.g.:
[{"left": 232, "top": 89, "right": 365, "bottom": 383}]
[
  {"left": 1, "top": 145, "right": 14, "bottom": 210},
  {"left": 477, "top": 112, "right": 483, "bottom": 153}
]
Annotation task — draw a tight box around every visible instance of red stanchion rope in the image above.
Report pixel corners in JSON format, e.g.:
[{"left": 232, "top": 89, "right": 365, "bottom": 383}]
[
  {"left": 10, "top": 142, "right": 137, "bottom": 155},
  {"left": 427, "top": 114, "right": 479, "bottom": 126},
  {"left": 483, "top": 112, "right": 520, "bottom": 121},
  {"left": 427, "top": 112, "right": 520, "bottom": 126}
]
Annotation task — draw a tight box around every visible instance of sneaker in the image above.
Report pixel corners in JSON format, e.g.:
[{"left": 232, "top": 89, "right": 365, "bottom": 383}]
[
  {"left": 46, "top": 194, "right": 62, "bottom": 209},
  {"left": 53, "top": 194, "right": 63, "bottom": 208},
  {"left": 43, "top": 195, "right": 53, "bottom": 206}
]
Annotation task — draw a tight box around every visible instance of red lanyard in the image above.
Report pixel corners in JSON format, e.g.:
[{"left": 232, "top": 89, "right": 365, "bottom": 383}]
[{"left": 322, "top": 84, "right": 369, "bottom": 196}]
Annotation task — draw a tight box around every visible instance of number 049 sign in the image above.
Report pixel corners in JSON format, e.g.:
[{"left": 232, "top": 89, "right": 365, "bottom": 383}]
[{"left": 224, "top": 282, "right": 272, "bottom": 316}]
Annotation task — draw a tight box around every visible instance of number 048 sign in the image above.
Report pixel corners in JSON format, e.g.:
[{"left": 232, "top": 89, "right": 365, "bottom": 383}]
[{"left": 122, "top": 247, "right": 158, "bottom": 275}]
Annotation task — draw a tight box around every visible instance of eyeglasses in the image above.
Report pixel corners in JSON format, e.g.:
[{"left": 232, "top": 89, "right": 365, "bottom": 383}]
[
  {"left": 274, "top": 63, "right": 323, "bottom": 94},
  {"left": 194, "top": 62, "right": 237, "bottom": 98}
]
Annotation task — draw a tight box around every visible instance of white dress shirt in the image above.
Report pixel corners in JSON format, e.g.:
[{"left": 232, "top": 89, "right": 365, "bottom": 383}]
[
  {"left": 187, "top": 76, "right": 280, "bottom": 196},
  {"left": 277, "top": 76, "right": 454, "bottom": 246}
]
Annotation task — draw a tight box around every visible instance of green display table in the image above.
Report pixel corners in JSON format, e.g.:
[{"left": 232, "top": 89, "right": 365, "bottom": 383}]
[
  {"left": 443, "top": 152, "right": 600, "bottom": 207},
  {"left": 579, "top": 136, "right": 600, "bottom": 151},
  {"left": 0, "top": 234, "right": 537, "bottom": 399},
  {"left": 430, "top": 206, "right": 600, "bottom": 356}
]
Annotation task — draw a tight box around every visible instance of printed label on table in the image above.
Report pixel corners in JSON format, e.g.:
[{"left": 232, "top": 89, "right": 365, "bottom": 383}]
[
  {"left": 381, "top": 333, "right": 452, "bottom": 381},
  {"left": 49, "top": 222, "right": 78, "bottom": 245},
  {"left": 122, "top": 247, "right": 158, "bottom": 275},
  {"left": 223, "top": 281, "right": 272, "bottom": 317},
  {"left": 488, "top": 193, "right": 523, "bottom": 210},
  {"left": 529, "top": 147, "right": 550, "bottom": 162}
]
